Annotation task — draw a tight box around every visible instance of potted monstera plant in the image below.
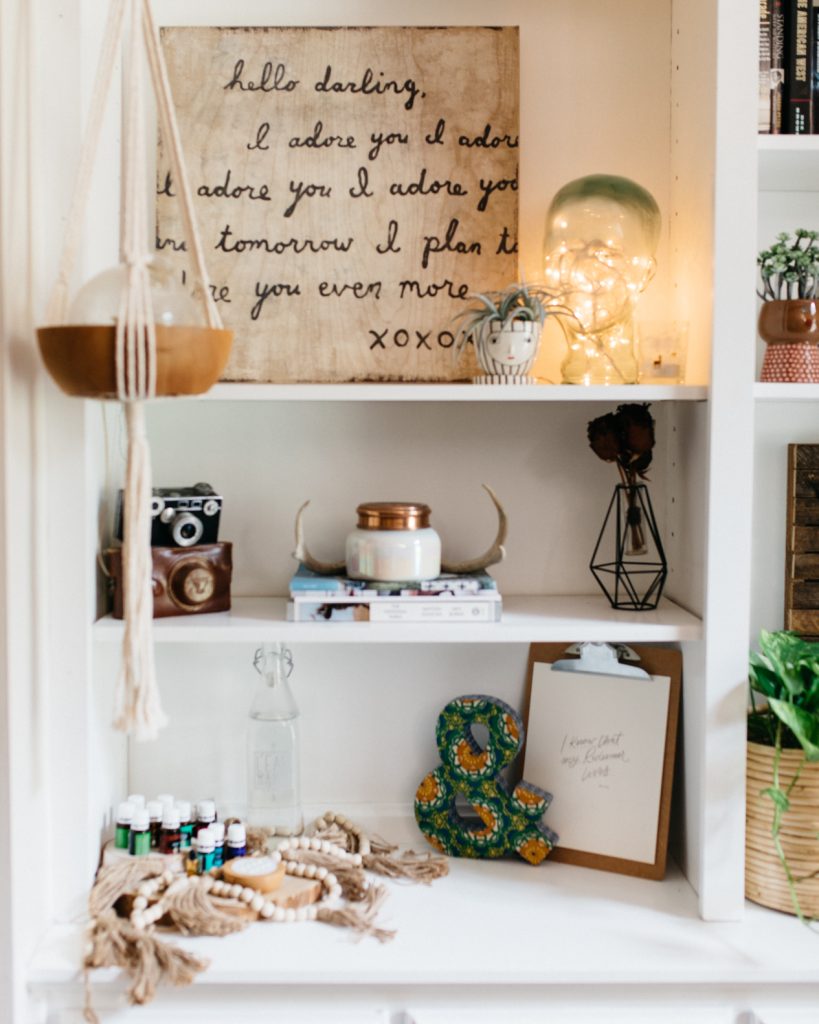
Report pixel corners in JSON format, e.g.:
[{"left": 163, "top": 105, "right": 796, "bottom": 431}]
[
  {"left": 747, "top": 629, "right": 819, "bottom": 920},
  {"left": 758, "top": 230, "right": 819, "bottom": 382}
]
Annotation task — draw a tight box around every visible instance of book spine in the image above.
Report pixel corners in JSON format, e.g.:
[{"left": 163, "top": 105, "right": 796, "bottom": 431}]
[
  {"left": 287, "top": 600, "right": 502, "bottom": 623},
  {"left": 788, "top": 0, "right": 812, "bottom": 133},
  {"left": 813, "top": 0, "right": 819, "bottom": 130},
  {"left": 772, "top": 0, "right": 786, "bottom": 132},
  {"left": 761, "top": 0, "right": 773, "bottom": 133}
]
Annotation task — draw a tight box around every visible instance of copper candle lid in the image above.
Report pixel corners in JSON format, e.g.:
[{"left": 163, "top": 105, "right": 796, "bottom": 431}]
[{"left": 356, "top": 502, "right": 431, "bottom": 531}]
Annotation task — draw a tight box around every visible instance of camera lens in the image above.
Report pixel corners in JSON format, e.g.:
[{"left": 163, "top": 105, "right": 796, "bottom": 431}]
[{"left": 172, "top": 512, "right": 203, "bottom": 547}]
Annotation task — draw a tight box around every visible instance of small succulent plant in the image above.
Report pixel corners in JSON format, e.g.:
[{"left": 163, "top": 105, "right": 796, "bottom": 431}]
[{"left": 758, "top": 230, "right": 819, "bottom": 301}]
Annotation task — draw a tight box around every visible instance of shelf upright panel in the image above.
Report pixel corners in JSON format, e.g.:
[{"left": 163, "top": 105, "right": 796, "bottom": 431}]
[{"left": 687, "top": 0, "right": 759, "bottom": 920}]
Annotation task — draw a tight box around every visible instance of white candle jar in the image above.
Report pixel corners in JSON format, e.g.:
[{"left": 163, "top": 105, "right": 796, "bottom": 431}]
[{"left": 345, "top": 502, "right": 441, "bottom": 582}]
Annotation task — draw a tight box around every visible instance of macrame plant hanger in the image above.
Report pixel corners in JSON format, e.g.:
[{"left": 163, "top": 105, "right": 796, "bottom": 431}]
[{"left": 39, "top": 0, "right": 230, "bottom": 740}]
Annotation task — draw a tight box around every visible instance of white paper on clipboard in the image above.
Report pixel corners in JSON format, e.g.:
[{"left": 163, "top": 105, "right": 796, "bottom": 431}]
[{"left": 523, "top": 662, "right": 671, "bottom": 864}]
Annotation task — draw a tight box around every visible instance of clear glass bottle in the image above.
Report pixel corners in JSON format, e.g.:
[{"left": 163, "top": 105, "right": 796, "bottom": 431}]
[{"left": 247, "top": 643, "right": 303, "bottom": 835}]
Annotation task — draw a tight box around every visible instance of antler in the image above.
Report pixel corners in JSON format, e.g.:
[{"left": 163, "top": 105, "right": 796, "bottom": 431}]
[
  {"left": 293, "top": 500, "right": 346, "bottom": 575},
  {"left": 440, "top": 484, "right": 507, "bottom": 575},
  {"left": 293, "top": 485, "right": 507, "bottom": 578}
]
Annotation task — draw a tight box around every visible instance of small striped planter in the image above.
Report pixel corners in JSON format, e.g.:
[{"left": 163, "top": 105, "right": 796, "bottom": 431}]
[{"left": 745, "top": 741, "right": 819, "bottom": 916}]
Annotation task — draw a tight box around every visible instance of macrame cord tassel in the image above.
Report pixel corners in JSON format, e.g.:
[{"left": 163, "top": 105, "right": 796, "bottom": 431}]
[{"left": 45, "top": 0, "right": 223, "bottom": 740}]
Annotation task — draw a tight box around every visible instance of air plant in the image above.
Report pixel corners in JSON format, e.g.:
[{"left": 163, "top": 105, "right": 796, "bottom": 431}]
[
  {"left": 587, "top": 403, "right": 655, "bottom": 552},
  {"left": 453, "top": 282, "right": 573, "bottom": 363}
]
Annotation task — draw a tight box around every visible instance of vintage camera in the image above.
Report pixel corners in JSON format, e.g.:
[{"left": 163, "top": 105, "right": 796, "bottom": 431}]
[
  {"left": 116, "top": 482, "right": 222, "bottom": 548},
  {"left": 106, "top": 543, "right": 232, "bottom": 619}
]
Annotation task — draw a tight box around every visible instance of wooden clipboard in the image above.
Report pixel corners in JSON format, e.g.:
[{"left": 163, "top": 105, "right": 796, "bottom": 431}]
[{"left": 522, "top": 642, "right": 682, "bottom": 880}]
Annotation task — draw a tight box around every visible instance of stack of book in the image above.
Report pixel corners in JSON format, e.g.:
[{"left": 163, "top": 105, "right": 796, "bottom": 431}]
[
  {"left": 286, "top": 565, "right": 502, "bottom": 623},
  {"left": 760, "top": 0, "right": 819, "bottom": 134}
]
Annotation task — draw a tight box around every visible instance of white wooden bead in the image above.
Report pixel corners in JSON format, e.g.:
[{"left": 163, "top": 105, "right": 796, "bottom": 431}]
[
  {"left": 304, "top": 864, "right": 316, "bottom": 878},
  {"left": 285, "top": 908, "right": 296, "bottom": 923},
  {"left": 294, "top": 907, "right": 306, "bottom": 921},
  {"left": 200, "top": 875, "right": 214, "bottom": 892},
  {"left": 131, "top": 913, "right": 145, "bottom": 930},
  {"left": 316, "top": 867, "right": 328, "bottom": 880},
  {"left": 306, "top": 905, "right": 318, "bottom": 920},
  {"left": 250, "top": 894, "right": 265, "bottom": 913},
  {"left": 315, "top": 817, "right": 327, "bottom": 830},
  {"left": 260, "top": 902, "right": 274, "bottom": 919},
  {"left": 132, "top": 896, "right": 148, "bottom": 911},
  {"left": 230, "top": 883, "right": 243, "bottom": 899},
  {"left": 319, "top": 840, "right": 330, "bottom": 853},
  {"left": 273, "top": 907, "right": 286, "bottom": 922},
  {"left": 308, "top": 837, "right": 320, "bottom": 851},
  {"left": 352, "top": 853, "right": 362, "bottom": 867},
  {"left": 162, "top": 871, "right": 174, "bottom": 885},
  {"left": 240, "top": 887, "right": 254, "bottom": 903}
]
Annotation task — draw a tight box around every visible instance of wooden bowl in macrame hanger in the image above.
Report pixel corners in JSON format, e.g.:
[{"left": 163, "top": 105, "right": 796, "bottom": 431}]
[{"left": 37, "top": 0, "right": 233, "bottom": 739}]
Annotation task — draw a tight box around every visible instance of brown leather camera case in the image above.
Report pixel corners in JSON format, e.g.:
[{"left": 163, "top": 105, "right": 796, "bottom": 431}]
[{"left": 106, "top": 543, "right": 232, "bottom": 619}]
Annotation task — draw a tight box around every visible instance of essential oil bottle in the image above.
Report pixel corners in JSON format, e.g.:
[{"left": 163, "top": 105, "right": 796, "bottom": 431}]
[
  {"left": 115, "top": 801, "right": 135, "bottom": 850},
  {"left": 156, "top": 793, "right": 174, "bottom": 813},
  {"left": 146, "top": 800, "right": 163, "bottom": 849},
  {"left": 211, "top": 821, "right": 225, "bottom": 867},
  {"left": 224, "top": 822, "right": 247, "bottom": 860},
  {"left": 176, "top": 801, "right": 194, "bottom": 849},
  {"left": 195, "top": 799, "right": 216, "bottom": 837},
  {"left": 127, "top": 793, "right": 146, "bottom": 811},
  {"left": 196, "top": 828, "right": 215, "bottom": 874},
  {"left": 159, "top": 808, "right": 182, "bottom": 854},
  {"left": 129, "top": 809, "right": 151, "bottom": 856}
]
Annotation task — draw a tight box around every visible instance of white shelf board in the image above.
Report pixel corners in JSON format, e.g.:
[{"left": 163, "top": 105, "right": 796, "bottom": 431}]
[
  {"left": 27, "top": 858, "right": 819, "bottom": 989},
  {"left": 758, "top": 135, "right": 819, "bottom": 191},
  {"left": 197, "top": 382, "right": 708, "bottom": 402},
  {"left": 93, "top": 595, "right": 702, "bottom": 644},
  {"left": 754, "top": 382, "right": 819, "bottom": 401}
]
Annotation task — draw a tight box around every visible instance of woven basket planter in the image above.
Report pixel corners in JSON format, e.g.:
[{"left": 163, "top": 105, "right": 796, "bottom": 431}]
[{"left": 745, "top": 740, "right": 819, "bottom": 915}]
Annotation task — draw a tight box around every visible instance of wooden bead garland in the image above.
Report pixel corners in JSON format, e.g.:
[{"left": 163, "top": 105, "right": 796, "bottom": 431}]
[{"left": 126, "top": 838, "right": 354, "bottom": 930}]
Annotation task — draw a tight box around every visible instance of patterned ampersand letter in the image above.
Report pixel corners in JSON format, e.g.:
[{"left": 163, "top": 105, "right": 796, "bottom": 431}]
[{"left": 414, "top": 694, "right": 558, "bottom": 865}]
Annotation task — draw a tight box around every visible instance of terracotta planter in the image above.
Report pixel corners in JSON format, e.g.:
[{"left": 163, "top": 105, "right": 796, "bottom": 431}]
[
  {"left": 758, "top": 299, "right": 819, "bottom": 383},
  {"left": 36, "top": 324, "right": 233, "bottom": 399},
  {"left": 745, "top": 740, "right": 819, "bottom": 915}
]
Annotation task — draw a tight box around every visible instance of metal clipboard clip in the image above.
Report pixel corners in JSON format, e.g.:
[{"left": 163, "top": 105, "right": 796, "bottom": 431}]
[{"left": 550, "top": 642, "right": 649, "bottom": 679}]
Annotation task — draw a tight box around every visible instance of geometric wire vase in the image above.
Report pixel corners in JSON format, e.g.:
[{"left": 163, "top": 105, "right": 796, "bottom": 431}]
[{"left": 590, "top": 484, "right": 668, "bottom": 610}]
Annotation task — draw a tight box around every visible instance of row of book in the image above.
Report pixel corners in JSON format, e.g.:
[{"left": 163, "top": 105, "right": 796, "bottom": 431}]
[
  {"left": 760, "top": 0, "right": 819, "bottom": 134},
  {"left": 286, "top": 565, "right": 502, "bottom": 623}
]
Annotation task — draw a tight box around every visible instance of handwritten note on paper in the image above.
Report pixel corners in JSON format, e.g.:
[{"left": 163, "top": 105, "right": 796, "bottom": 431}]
[
  {"left": 156, "top": 27, "right": 519, "bottom": 382},
  {"left": 524, "top": 663, "right": 671, "bottom": 864}
]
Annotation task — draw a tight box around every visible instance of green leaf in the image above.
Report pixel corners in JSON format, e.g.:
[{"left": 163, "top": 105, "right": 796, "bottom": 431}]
[
  {"left": 761, "top": 786, "right": 791, "bottom": 812},
  {"left": 749, "top": 659, "right": 779, "bottom": 698},
  {"left": 768, "top": 698, "right": 819, "bottom": 760}
]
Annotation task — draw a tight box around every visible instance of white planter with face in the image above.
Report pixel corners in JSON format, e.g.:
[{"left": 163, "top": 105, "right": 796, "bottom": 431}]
[{"left": 474, "top": 319, "right": 541, "bottom": 383}]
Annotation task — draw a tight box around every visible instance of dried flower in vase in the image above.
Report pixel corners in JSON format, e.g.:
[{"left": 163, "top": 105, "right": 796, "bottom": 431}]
[
  {"left": 587, "top": 403, "right": 656, "bottom": 556},
  {"left": 587, "top": 402, "right": 655, "bottom": 487}
]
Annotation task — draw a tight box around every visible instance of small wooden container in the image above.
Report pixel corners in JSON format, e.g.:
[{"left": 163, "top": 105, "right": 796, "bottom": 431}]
[{"left": 745, "top": 740, "right": 819, "bottom": 916}]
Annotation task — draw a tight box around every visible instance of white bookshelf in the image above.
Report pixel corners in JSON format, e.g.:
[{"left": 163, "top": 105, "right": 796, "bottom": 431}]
[
  {"left": 7, "top": 0, "right": 812, "bottom": 1020},
  {"left": 202, "top": 383, "right": 709, "bottom": 403},
  {"left": 93, "top": 595, "right": 703, "bottom": 644}
]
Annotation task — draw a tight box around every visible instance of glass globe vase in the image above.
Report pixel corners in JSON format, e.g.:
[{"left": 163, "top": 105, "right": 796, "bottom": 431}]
[{"left": 37, "top": 258, "right": 233, "bottom": 399}]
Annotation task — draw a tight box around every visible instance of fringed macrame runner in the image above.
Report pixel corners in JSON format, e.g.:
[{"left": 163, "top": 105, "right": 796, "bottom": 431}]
[
  {"left": 83, "top": 813, "right": 448, "bottom": 1019},
  {"left": 44, "top": 0, "right": 222, "bottom": 740}
]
